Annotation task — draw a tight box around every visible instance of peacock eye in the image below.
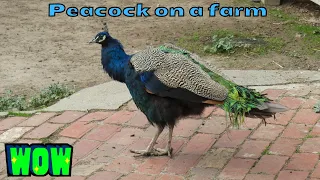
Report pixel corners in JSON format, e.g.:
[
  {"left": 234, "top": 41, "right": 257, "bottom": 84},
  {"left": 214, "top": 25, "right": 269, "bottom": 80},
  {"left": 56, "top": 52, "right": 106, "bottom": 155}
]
[{"left": 98, "top": 35, "right": 107, "bottom": 42}]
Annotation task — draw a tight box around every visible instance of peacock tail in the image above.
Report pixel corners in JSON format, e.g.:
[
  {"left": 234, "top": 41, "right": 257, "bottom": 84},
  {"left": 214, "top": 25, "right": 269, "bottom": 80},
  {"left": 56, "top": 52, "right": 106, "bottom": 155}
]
[{"left": 158, "top": 44, "right": 271, "bottom": 128}]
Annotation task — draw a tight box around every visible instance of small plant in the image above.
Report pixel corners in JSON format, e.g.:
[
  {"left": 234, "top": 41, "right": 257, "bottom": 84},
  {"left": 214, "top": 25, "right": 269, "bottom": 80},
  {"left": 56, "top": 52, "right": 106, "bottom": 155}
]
[
  {"left": 29, "top": 83, "right": 75, "bottom": 109},
  {"left": 314, "top": 101, "right": 320, "bottom": 113},
  {"left": 261, "top": 145, "right": 271, "bottom": 155},
  {"left": 0, "top": 83, "right": 75, "bottom": 111},
  {"left": 0, "top": 90, "right": 28, "bottom": 111},
  {"left": 204, "top": 35, "right": 235, "bottom": 54}
]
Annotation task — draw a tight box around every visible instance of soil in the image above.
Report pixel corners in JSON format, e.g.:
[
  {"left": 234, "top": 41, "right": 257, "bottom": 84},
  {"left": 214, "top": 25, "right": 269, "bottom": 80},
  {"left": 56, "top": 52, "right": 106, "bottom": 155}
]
[{"left": 0, "top": 0, "right": 319, "bottom": 97}]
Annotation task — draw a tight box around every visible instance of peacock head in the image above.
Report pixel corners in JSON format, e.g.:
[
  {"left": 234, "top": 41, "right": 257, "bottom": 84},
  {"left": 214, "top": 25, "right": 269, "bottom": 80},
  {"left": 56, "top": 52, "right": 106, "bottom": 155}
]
[
  {"left": 89, "top": 23, "right": 111, "bottom": 45},
  {"left": 89, "top": 31, "right": 110, "bottom": 44}
]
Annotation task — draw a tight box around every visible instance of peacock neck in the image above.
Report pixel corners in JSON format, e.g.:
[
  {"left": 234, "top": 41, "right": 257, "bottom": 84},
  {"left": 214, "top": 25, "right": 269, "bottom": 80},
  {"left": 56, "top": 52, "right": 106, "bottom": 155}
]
[{"left": 101, "top": 40, "right": 131, "bottom": 83}]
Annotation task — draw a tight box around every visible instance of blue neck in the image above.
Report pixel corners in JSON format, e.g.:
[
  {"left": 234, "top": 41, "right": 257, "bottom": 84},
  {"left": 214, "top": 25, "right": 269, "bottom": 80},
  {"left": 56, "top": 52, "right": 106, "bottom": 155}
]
[{"left": 101, "top": 39, "right": 131, "bottom": 83}]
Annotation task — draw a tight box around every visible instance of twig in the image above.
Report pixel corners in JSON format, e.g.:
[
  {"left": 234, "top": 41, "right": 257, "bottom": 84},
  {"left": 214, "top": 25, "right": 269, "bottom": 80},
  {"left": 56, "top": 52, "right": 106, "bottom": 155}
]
[
  {"left": 243, "top": 54, "right": 253, "bottom": 59},
  {"left": 272, "top": 61, "right": 283, "bottom": 68}
]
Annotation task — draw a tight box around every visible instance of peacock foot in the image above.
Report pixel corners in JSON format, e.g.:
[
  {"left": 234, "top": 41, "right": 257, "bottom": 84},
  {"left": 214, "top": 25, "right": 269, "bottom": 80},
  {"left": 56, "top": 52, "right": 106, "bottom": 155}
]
[
  {"left": 130, "top": 148, "right": 173, "bottom": 157},
  {"left": 154, "top": 148, "right": 173, "bottom": 158}
]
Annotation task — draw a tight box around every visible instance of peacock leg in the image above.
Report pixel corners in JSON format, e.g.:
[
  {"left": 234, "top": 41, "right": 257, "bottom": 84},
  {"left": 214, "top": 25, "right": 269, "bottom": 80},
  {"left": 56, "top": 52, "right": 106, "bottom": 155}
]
[
  {"left": 154, "top": 124, "right": 174, "bottom": 157},
  {"left": 130, "top": 125, "right": 164, "bottom": 156}
]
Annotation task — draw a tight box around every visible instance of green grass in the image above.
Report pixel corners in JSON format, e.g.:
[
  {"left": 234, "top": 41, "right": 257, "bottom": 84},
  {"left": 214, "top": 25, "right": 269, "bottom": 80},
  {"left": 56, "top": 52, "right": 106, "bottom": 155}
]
[
  {"left": 7, "top": 112, "right": 33, "bottom": 117},
  {"left": 268, "top": 8, "right": 298, "bottom": 22},
  {"left": 0, "top": 83, "right": 75, "bottom": 112},
  {"left": 261, "top": 145, "right": 271, "bottom": 155},
  {"left": 177, "top": 29, "right": 286, "bottom": 56}
]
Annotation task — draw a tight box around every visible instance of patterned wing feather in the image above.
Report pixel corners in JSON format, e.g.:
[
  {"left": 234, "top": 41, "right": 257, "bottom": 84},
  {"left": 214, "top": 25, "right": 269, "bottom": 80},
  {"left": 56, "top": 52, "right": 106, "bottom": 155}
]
[{"left": 130, "top": 47, "right": 228, "bottom": 101}]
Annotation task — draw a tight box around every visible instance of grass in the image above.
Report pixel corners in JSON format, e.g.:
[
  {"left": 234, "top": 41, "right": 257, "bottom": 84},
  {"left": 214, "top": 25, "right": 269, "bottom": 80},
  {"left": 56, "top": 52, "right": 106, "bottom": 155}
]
[
  {"left": 269, "top": 8, "right": 320, "bottom": 56},
  {"left": 261, "top": 145, "right": 271, "bottom": 155},
  {"left": 177, "top": 29, "right": 286, "bottom": 56},
  {"left": 7, "top": 112, "right": 33, "bottom": 117},
  {"left": 0, "top": 83, "right": 75, "bottom": 112},
  {"left": 177, "top": 3, "right": 319, "bottom": 60}
]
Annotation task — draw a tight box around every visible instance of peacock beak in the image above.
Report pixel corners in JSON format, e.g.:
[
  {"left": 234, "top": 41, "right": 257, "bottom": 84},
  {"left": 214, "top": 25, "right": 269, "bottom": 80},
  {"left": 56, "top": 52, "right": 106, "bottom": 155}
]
[{"left": 89, "top": 36, "right": 99, "bottom": 44}]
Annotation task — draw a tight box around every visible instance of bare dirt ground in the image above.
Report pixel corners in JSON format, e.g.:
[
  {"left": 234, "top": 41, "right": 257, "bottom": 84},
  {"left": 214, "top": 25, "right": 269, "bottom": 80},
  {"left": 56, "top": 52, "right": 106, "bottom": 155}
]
[{"left": 0, "top": 0, "right": 319, "bottom": 97}]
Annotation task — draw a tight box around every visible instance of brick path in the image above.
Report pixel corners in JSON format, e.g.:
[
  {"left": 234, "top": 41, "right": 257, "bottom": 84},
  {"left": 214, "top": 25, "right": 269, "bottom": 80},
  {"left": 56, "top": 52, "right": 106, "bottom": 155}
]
[{"left": 0, "top": 88, "right": 320, "bottom": 180}]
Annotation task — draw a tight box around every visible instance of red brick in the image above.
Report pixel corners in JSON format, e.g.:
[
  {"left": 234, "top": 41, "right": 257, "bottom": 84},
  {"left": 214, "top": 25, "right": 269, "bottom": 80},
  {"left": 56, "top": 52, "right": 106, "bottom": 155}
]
[
  {"left": 311, "top": 164, "right": 320, "bottom": 178},
  {"left": 0, "top": 117, "right": 26, "bottom": 130},
  {"left": 250, "top": 155, "right": 288, "bottom": 174},
  {"left": 19, "top": 113, "right": 56, "bottom": 126},
  {"left": 311, "top": 122, "right": 320, "bottom": 136},
  {"left": 107, "top": 128, "right": 144, "bottom": 145},
  {"left": 23, "top": 175, "right": 51, "bottom": 180},
  {"left": 104, "top": 111, "right": 135, "bottom": 124},
  {"left": 282, "top": 123, "right": 311, "bottom": 139},
  {"left": 126, "top": 111, "right": 150, "bottom": 128},
  {"left": 214, "top": 130, "right": 251, "bottom": 148},
  {"left": 262, "top": 89, "right": 287, "bottom": 100},
  {"left": 143, "top": 126, "right": 168, "bottom": 139},
  {"left": 156, "top": 174, "right": 184, "bottom": 180},
  {"left": 269, "top": 138, "right": 302, "bottom": 156},
  {"left": 292, "top": 109, "right": 320, "bottom": 125},
  {"left": 266, "top": 110, "right": 295, "bottom": 126},
  {"left": 54, "top": 137, "right": 76, "bottom": 145},
  {"left": 279, "top": 97, "right": 305, "bottom": 109},
  {"left": 123, "top": 137, "right": 184, "bottom": 157},
  {"left": 73, "top": 139, "right": 101, "bottom": 159},
  {"left": 23, "top": 122, "right": 63, "bottom": 138},
  {"left": 250, "top": 124, "right": 284, "bottom": 140},
  {"left": 55, "top": 176, "right": 86, "bottom": 180},
  {"left": 302, "top": 98, "right": 318, "bottom": 109},
  {"left": 87, "top": 171, "right": 122, "bottom": 180},
  {"left": 105, "top": 156, "right": 143, "bottom": 173},
  {"left": 59, "top": 121, "right": 96, "bottom": 138},
  {"left": 189, "top": 167, "right": 219, "bottom": 180},
  {"left": 78, "top": 111, "right": 114, "bottom": 122},
  {"left": 137, "top": 157, "right": 169, "bottom": 174},
  {"left": 285, "top": 88, "right": 311, "bottom": 97},
  {"left": 211, "top": 107, "right": 226, "bottom": 116},
  {"left": 218, "top": 158, "right": 255, "bottom": 180},
  {"left": 198, "top": 116, "right": 227, "bottom": 135},
  {"left": 166, "top": 154, "right": 201, "bottom": 175},
  {"left": 235, "top": 140, "right": 270, "bottom": 159},
  {"left": 197, "top": 148, "right": 235, "bottom": 169},
  {"left": 244, "top": 174, "right": 275, "bottom": 180},
  {"left": 17, "top": 139, "right": 41, "bottom": 144},
  {"left": 182, "top": 134, "right": 216, "bottom": 154},
  {"left": 201, "top": 106, "right": 215, "bottom": 118},
  {"left": 300, "top": 138, "right": 320, "bottom": 153},
  {"left": 239, "top": 117, "right": 261, "bottom": 130},
  {"left": 49, "top": 111, "right": 86, "bottom": 123},
  {"left": 154, "top": 138, "right": 185, "bottom": 156},
  {"left": 173, "top": 119, "right": 203, "bottom": 137},
  {"left": 84, "top": 124, "right": 120, "bottom": 141},
  {"left": 285, "top": 153, "right": 318, "bottom": 171},
  {"left": 95, "top": 143, "right": 126, "bottom": 157},
  {"left": 277, "top": 170, "right": 309, "bottom": 180},
  {"left": 122, "top": 173, "right": 155, "bottom": 180},
  {"left": 122, "top": 138, "right": 152, "bottom": 156}
]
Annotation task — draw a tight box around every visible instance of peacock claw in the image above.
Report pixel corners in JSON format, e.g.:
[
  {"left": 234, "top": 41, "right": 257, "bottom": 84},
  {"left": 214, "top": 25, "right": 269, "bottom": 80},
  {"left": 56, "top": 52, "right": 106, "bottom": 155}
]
[
  {"left": 130, "top": 148, "right": 173, "bottom": 157},
  {"left": 155, "top": 148, "right": 173, "bottom": 158}
]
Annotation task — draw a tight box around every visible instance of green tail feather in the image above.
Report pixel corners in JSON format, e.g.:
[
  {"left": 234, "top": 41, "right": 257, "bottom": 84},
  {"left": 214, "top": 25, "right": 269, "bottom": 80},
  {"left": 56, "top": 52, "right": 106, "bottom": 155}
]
[{"left": 159, "top": 45, "right": 271, "bottom": 128}]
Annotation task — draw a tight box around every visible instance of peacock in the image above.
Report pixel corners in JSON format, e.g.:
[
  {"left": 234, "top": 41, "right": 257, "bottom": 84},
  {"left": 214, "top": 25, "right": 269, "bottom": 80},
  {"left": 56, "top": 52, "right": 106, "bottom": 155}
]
[{"left": 90, "top": 23, "right": 289, "bottom": 157}]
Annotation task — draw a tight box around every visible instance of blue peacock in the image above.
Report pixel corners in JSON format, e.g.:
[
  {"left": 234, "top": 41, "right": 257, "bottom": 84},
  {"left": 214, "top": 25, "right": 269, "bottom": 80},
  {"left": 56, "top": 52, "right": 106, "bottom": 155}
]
[{"left": 90, "top": 23, "right": 288, "bottom": 157}]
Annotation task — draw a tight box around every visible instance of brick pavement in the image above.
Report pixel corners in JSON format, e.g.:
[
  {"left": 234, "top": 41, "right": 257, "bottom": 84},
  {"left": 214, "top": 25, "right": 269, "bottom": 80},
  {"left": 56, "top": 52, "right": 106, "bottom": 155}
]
[{"left": 0, "top": 88, "right": 319, "bottom": 180}]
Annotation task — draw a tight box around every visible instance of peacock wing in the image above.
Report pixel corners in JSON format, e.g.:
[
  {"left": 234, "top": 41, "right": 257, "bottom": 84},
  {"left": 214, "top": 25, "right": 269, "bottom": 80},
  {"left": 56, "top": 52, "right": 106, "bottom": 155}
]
[{"left": 130, "top": 46, "right": 228, "bottom": 103}]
